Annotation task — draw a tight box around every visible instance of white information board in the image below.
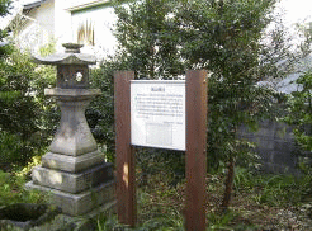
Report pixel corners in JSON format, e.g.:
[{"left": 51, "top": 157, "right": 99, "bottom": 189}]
[{"left": 131, "top": 80, "right": 185, "bottom": 151}]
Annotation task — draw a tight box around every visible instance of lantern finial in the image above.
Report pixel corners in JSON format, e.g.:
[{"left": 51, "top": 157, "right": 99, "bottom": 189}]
[{"left": 62, "top": 43, "right": 84, "bottom": 53}]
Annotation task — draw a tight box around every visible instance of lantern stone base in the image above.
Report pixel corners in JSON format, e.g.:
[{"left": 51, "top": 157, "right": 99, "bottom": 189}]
[
  {"left": 25, "top": 153, "right": 115, "bottom": 216},
  {"left": 1, "top": 200, "right": 117, "bottom": 231},
  {"left": 31, "top": 162, "right": 113, "bottom": 194},
  {"left": 42, "top": 151, "right": 105, "bottom": 173},
  {"left": 37, "top": 200, "right": 117, "bottom": 231},
  {"left": 25, "top": 180, "right": 115, "bottom": 216}
]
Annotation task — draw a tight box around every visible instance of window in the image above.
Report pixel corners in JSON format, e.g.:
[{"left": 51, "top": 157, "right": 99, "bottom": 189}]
[
  {"left": 71, "top": 5, "right": 118, "bottom": 57},
  {"left": 77, "top": 19, "right": 95, "bottom": 46}
]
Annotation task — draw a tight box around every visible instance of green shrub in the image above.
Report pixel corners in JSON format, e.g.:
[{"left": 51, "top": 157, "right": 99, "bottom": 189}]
[
  {"left": 0, "top": 169, "right": 48, "bottom": 207},
  {"left": 0, "top": 131, "right": 32, "bottom": 170},
  {"left": 282, "top": 71, "right": 312, "bottom": 203},
  {"left": 0, "top": 45, "right": 56, "bottom": 169}
]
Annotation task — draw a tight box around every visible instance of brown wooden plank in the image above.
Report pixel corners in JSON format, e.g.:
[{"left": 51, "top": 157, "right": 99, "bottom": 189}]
[
  {"left": 185, "top": 70, "right": 208, "bottom": 231},
  {"left": 114, "top": 71, "right": 137, "bottom": 227}
]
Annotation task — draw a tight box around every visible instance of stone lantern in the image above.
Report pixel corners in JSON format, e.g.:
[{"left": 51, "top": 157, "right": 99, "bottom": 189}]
[{"left": 25, "top": 43, "right": 115, "bottom": 216}]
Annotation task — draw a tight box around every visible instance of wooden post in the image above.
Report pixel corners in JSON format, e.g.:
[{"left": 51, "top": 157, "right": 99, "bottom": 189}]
[
  {"left": 185, "top": 70, "right": 208, "bottom": 231},
  {"left": 114, "top": 71, "right": 137, "bottom": 227}
]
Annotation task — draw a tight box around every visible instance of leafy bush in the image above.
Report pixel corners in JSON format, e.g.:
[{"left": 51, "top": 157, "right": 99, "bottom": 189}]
[
  {"left": 87, "top": 61, "right": 118, "bottom": 162},
  {"left": 0, "top": 132, "right": 32, "bottom": 170},
  {"left": 284, "top": 72, "right": 312, "bottom": 152},
  {"left": 0, "top": 45, "right": 56, "bottom": 169},
  {"left": 282, "top": 71, "right": 312, "bottom": 202},
  {"left": 0, "top": 169, "right": 48, "bottom": 207},
  {"left": 112, "top": 0, "right": 279, "bottom": 176},
  {"left": 0, "top": 0, "right": 12, "bottom": 56}
]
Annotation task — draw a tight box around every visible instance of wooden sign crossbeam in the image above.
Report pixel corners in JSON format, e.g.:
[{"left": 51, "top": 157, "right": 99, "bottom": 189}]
[{"left": 114, "top": 70, "right": 208, "bottom": 230}]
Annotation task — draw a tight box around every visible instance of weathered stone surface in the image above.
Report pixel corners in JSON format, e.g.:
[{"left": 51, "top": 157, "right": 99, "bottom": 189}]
[
  {"left": 32, "top": 201, "right": 116, "bottom": 231},
  {"left": 34, "top": 53, "right": 96, "bottom": 66},
  {"left": 49, "top": 100, "right": 98, "bottom": 156},
  {"left": 25, "top": 180, "right": 115, "bottom": 216},
  {"left": 41, "top": 151, "right": 104, "bottom": 173},
  {"left": 0, "top": 201, "right": 116, "bottom": 231},
  {"left": 0, "top": 203, "right": 60, "bottom": 231},
  {"left": 26, "top": 43, "right": 115, "bottom": 221},
  {"left": 44, "top": 89, "right": 101, "bottom": 97},
  {"left": 33, "top": 43, "right": 96, "bottom": 66},
  {"left": 32, "top": 162, "right": 113, "bottom": 194}
]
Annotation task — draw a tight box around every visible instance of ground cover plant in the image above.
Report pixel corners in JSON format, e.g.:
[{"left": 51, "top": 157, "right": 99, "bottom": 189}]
[
  {"left": 0, "top": 157, "right": 49, "bottom": 208},
  {"left": 1, "top": 156, "right": 312, "bottom": 230},
  {"left": 0, "top": 136, "right": 310, "bottom": 231},
  {"left": 95, "top": 164, "right": 312, "bottom": 231}
]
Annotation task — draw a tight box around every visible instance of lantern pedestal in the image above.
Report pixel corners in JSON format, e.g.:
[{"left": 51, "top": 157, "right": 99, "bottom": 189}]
[
  {"left": 25, "top": 180, "right": 115, "bottom": 216},
  {"left": 25, "top": 43, "right": 115, "bottom": 218},
  {"left": 25, "top": 90, "right": 115, "bottom": 216}
]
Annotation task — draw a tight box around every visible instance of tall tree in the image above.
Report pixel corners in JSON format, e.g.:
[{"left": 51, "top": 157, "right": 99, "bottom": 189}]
[
  {"left": 283, "top": 21, "right": 312, "bottom": 163},
  {"left": 0, "top": 0, "right": 11, "bottom": 16},
  {"left": 115, "top": 0, "right": 184, "bottom": 79},
  {"left": 0, "top": 0, "right": 12, "bottom": 56},
  {"left": 114, "top": 0, "right": 278, "bottom": 211}
]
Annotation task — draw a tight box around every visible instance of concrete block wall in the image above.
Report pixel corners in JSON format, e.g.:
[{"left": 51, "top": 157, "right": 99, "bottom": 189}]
[{"left": 236, "top": 119, "right": 303, "bottom": 175}]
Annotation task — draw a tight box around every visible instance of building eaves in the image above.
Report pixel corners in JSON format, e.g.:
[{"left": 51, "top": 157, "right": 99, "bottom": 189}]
[
  {"left": 23, "top": 0, "right": 48, "bottom": 10},
  {"left": 66, "top": 0, "right": 109, "bottom": 12},
  {"left": 67, "top": 0, "right": 134, "bottom": 13}
]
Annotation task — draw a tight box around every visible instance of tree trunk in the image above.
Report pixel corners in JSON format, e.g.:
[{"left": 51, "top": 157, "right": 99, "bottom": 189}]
[{"left": 220, "top": 157, "right": 235, "bottom": 214}]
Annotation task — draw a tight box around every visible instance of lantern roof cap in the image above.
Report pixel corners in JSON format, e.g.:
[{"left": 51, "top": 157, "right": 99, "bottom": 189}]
[{"left": 33, "top": 43, "right": 96, "bottom": 65}]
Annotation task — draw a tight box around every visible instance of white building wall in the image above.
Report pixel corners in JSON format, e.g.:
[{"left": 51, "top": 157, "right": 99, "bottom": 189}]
[
  {"left": 54, "top": 0, "right": 72, "bottom": 52},
  {"left": 70, "top": 5, "right": 118, "bottom": 60},
  {"left": 16, "top": 0, "right": 55, "bottom": 54},
  {"left": 54, "top": 0, "right": 118, "bottom": 59},
  {"left": 14, "top": 0, "right": 119, "bottom": 58},
  {"left": 36, "top": 0, "right": 55, "bottom": 35}
]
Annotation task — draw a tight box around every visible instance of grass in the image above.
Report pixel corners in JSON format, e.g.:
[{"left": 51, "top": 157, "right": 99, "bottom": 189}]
[
  {"left": 93, "top": 165, "right": 312, "bottom": 231},
  {"left": 1, "top": 157, "right": 312, "bottom": 230}
]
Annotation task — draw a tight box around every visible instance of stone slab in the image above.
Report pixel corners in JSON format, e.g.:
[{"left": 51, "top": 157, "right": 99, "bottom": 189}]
[
  {"left": 32, "top": 162, "right": 114, "bottom": 194},
  {"left": 1, "top": 201, "right": 117, "bottom": 231},
  {"left": 24, "top": 180, "right": 115, "bottom": 216},
  {"left": 42, "top": 151, "right": 104, "bottom": 173},
  {"left": 44, "top": 89, "right": 101, "bottom": 96},
  {"left": 32, "top": 201, "right": 116, "bottom": 231}
]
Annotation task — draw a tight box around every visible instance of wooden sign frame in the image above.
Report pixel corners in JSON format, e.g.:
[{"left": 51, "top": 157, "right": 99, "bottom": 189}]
[{"left": 114, "top": 70, "right": 208, "bottom": 230}]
